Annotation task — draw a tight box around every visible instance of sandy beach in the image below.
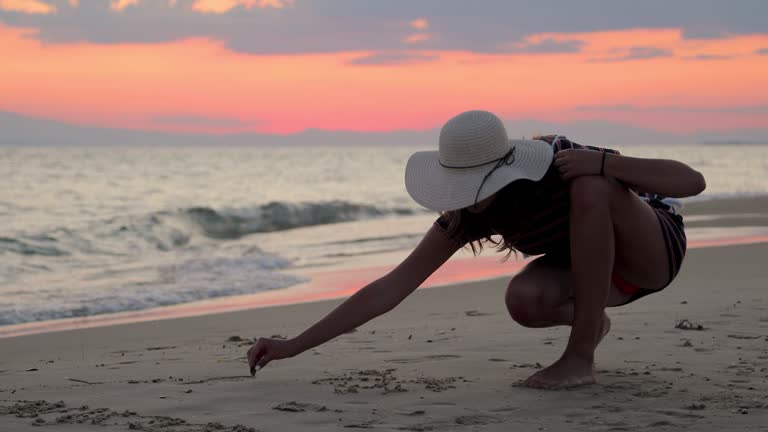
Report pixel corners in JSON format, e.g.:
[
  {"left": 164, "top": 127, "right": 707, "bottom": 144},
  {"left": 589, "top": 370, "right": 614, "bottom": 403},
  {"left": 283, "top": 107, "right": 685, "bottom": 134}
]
[{"left": 2, "top": 196, "right": 768, "bottom": 431}]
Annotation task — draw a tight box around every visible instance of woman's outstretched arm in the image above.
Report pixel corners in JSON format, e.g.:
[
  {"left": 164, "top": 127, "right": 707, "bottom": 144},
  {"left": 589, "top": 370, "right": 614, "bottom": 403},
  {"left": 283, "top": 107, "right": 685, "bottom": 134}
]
[
  {"left": 603, "top": 153, "right": 706, "bottom": 198},
  {"left": 247, "top": 224, "right": 460, "bottom": 372}
]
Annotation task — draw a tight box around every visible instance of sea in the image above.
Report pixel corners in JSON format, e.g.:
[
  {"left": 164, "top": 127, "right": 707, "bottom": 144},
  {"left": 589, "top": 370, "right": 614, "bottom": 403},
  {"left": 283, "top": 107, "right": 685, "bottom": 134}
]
[{"left": 2, "top": 144, "right": 767, "bottom": 327}]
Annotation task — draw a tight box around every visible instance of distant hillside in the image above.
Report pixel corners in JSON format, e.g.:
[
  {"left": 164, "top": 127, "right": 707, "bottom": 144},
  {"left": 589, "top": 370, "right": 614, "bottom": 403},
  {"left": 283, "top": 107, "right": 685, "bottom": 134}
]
[{"left": 2, "top": 110, "right": 767, "bottom": 147}]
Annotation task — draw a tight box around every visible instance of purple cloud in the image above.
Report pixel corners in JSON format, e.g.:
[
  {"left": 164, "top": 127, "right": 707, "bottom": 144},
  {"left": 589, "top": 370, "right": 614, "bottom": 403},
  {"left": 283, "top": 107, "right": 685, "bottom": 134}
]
[
  {"left": 588, "top": 46, "right": 673, "bottom": 62},
  {"left": 348, "top": 52, "right": 439, "bottom": 66},
  {"left": 682, "top": 53, "right": 735, "bottom": 60},
  {"left": 0, "top": 0, "right": 766, "bottom": 54}
]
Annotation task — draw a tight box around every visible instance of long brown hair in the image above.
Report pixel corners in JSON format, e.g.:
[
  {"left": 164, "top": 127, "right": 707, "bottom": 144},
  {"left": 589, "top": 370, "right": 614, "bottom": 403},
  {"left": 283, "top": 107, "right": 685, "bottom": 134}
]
[{"left": 439, "top": 177, "right": 540, "bottom": 261}]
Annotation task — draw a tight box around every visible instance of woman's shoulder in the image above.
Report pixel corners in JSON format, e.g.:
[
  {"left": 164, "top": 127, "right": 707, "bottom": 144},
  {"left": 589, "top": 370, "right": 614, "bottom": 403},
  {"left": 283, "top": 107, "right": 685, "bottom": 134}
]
[
  {"left": 535, "top": 134, "right": 622, "bottom": 156},
  {"left": 533, "top": 134, "right": 559, "bottom": 145},
  {"left": 533, "top": 134, "right": 571, "bottom": 151}
]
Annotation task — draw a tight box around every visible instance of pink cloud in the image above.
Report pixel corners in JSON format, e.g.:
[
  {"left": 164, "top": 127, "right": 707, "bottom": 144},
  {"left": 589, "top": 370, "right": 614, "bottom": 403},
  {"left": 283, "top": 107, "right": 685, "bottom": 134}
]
[
  {"left": 0, "top": 0, "right": 56, "bottom": 14},
  {"left": 110, "top": 0, "right": 139, "bottom": 12},
  {"left": 192, "top": 0, "right": 293, "bottom": 14}
]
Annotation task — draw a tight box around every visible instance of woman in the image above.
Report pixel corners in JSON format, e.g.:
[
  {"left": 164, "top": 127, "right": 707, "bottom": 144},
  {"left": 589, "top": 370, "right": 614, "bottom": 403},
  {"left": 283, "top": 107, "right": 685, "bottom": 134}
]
[{"left": 247, "top": 110, "right": 705, "bottom": 389}]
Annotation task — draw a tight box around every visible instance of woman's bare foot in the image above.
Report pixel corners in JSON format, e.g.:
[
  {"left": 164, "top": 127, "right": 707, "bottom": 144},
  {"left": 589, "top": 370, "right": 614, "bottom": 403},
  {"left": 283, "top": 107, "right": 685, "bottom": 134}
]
[
  {"left": 523, "top": 354, "right": 595, "bottom": 390},
  {"left": 522, "top": 313, "right": 610, "bottom": 390}
]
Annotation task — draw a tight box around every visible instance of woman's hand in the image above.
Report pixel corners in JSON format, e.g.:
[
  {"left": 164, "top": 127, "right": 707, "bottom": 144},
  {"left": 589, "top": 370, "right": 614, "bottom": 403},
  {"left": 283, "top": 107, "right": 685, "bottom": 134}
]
[
  {"left": 553, "top": 149, "right": 605, "bottom": 181},
  {"left": 247, "top": 337, "right": 302, "bottom": 375}
]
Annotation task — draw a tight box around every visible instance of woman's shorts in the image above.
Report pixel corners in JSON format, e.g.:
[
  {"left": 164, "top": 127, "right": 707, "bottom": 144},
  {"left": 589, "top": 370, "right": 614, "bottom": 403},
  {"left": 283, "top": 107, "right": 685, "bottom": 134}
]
[{"left": 613, "top": 196, "right": 687, "bottom": 305}]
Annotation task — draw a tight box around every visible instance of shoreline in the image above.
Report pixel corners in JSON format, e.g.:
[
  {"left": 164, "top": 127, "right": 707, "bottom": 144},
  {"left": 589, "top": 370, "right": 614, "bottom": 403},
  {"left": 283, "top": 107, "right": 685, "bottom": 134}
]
[
  {"left": 2, "top": 195, "right": 768, "bottom": 340},
  {"left": 1, "top": 241, "right": 767, "bottom": 431}
]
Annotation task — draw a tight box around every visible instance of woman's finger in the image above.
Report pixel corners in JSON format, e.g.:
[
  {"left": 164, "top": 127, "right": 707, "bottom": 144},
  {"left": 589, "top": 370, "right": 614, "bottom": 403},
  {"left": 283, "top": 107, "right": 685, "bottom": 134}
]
[
  {"left": 255, "top": 352, "right": 274, "bottom": 371},
  {"left": 248, "top": 340, "right": 265, "bottom": 369},
  {"left": 247, "top": 344, "right": 255, "bottom": 368},
  {"left": 248, "top": 341, "right": 271, "bottom": 376}
]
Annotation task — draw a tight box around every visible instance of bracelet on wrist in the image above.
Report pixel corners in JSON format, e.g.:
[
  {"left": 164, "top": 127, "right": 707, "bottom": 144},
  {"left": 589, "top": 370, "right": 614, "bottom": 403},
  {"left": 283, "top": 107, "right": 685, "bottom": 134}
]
[{"left": 600, "top": 152, "right": 607, "bottom": 176}]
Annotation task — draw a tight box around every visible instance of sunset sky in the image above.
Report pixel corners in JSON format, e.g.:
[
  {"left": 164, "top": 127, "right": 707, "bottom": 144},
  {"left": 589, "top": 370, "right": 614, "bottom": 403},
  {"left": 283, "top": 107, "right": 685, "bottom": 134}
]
[{"left": 1, "top": 0, "right": 767, "bottom": 137}]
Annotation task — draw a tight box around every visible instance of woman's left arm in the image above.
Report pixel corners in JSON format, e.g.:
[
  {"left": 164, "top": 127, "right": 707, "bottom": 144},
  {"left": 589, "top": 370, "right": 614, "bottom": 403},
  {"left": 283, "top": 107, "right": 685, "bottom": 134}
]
[{"left": 554, "top": 150, "right": 707, "bottom": 198}]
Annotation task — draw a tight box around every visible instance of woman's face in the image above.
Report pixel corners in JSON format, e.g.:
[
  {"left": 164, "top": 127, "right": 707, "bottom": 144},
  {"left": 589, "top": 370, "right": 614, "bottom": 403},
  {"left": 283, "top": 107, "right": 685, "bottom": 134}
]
[{"left": 466, "top": 193, "right": 497, "bottom": 213}]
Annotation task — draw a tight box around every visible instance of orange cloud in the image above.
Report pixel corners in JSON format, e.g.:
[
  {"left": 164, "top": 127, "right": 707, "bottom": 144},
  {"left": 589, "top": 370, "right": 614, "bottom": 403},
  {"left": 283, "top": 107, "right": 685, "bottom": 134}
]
[
  {"left": 69, "top": 0, "right": 78, "bottom": 7},
  {"left": 410, "top": 18, "right": 428, "bottom": 30},
  {"left": 1, "top": 24, "right": 766, "bottom": 134},
  {"left": 192, "top": 0, "right": 293, "bottom": 13},
  {"left": 192, "top": 0, "right": 236, "bottom": 13},
  {"left": 0, "top": 0, "right": 56, "bottom": 14},
  {"left": 403, "top": 33, "right": 431, "bottom": 44},
  {"left": 110, "top": 0, "right": 139, "bottom": 12}
]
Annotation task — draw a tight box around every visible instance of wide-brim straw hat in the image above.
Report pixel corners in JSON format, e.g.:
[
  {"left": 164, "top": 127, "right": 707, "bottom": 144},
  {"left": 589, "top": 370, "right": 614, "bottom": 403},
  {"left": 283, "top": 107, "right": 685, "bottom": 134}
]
[{"left": 405, "top": 110, "right": 554, "bottom": 212}]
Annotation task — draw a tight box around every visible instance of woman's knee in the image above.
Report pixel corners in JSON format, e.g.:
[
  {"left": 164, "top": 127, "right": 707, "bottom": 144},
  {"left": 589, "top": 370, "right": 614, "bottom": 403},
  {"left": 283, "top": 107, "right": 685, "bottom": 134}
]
[{"left": 505, "top": 278, "right": 545, "bottom": 328}]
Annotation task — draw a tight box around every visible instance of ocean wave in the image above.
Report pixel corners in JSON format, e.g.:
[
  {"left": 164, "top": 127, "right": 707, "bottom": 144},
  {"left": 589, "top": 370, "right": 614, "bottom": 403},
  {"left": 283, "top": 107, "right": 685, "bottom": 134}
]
[
  {"left": 182, "top": 200, "right": 417, "bottom": 239},
  {"left": 0, "top": 200, "right": 419, "bottom": 258},
  {"left": 0, "top": 255, "right": 307, "bottom": 326},
  {"left": 0, "top": 237, "right": 68, "bottom": 256}
]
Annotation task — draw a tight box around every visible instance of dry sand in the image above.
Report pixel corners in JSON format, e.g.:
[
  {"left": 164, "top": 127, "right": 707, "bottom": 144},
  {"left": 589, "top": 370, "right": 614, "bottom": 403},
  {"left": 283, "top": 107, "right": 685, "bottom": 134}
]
[{"left": 1, "top": 197, "right": 767, "bottom": 431}]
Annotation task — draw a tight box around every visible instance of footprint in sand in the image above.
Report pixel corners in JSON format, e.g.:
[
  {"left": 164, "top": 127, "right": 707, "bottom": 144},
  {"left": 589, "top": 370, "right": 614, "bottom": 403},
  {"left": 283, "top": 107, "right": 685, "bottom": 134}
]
[
  {"left": 273, "top": 401, "right": 340, "bottom": 413},
  {"left": 408, "top": 376, "right": 461, "bottom": 392},
  {"left": 312, "top": 368, "right": 407, "bottom": 395},
  {"left": 387, "top": 354, "right": 461, "bottom": 364},
  {"left": 312, "top": 368, "right": 464, "bottom": 395},
  {"left": 454, "top": 414, "right": 503, "bottom": 425},
  {"left": 652, "top": 409, "right": 706, "bottom": 419},
  {"left": 393, "top": 409, "right": 426, "bottom": 416},
  {"left": 386, "top": 358, "right": 424, "bottom": 364},
  {"left": 464, "top": 310, "right": 492, "bottom": 317},
  {"left": 396, "top": 412, "right": 502, "bottom": 431},
  {"left": 145, "top": 346, "right": 176, "bottom": 351},
  {"left": 425, "top": 354, "right": 461, "bottom": 360},
  {"left": 0, "top": 400, "right": 258, "bottom": 432},
  {"left": 488, "top": 406, "right": 518, "bottom": 413}
]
